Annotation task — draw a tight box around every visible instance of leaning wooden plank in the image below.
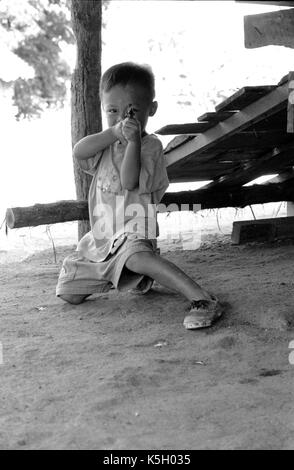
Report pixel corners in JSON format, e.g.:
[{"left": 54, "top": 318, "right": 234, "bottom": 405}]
[
  {"left": 5, "top": 200, "right": 89, "bottom": 229},
  {"left": 231, "top": 217, "right": 294, "bottom": 245},
  {"left": 244, "top": 8, "right": 294, "bottom": 49},
  {"left": 166, "top": 82, "right": 289, "bottom": 168},
  {"left": 6, "top": 181, "right": 294, "bottom": 229},
  {"left": 215, "top": 86, "right": 276, "bottom": 112},
  {"left": 156, "top": 122, "right": 211, "bottom": 135},
  {"left": 197, "top": 111, "right": 238, "bottom": 123}
]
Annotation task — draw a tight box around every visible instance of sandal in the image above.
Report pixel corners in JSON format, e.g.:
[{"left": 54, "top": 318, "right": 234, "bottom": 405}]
[{"left": 183, "top": 296, "right": 223, "bottom": 330}]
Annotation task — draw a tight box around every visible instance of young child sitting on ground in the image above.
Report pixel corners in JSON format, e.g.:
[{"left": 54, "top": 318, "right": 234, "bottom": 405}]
[{"left": 56, "top": 62, "right": 223, "bottom": 329}]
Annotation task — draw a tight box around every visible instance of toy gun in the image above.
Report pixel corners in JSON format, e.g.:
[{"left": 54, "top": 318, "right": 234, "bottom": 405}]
[{"left": 126, "top": 105, "right": 135, "bottom": 119}]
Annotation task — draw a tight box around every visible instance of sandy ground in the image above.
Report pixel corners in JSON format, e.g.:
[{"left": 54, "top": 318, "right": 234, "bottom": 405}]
[{"left": 1, "top": 228, "right": 294, "bottom": 450}]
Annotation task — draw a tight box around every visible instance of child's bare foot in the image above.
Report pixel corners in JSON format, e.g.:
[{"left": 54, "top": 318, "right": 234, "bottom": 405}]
[{"left": 183, "top": 296, "right": 224, "bottom": 330}]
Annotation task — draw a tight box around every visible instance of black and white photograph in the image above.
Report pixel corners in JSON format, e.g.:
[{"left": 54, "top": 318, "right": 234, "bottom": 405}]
[{"left": 0, "top": 0, "right": 294, "bottom": 452}]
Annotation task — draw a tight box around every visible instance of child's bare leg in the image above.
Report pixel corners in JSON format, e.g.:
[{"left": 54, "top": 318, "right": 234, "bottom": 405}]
[
  {"left": 59, "top": 294, "right": 90, "bottom": 305},
  {"left": 125, "top": 251, "right": 211, "bottom": 302}
]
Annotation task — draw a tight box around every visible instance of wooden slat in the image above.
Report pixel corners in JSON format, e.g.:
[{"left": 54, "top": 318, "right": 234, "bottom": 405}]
[
  {"left": 156, "top": 122, "right": 211, "bottom": 135},
  {"left": 197, "top": 111, "right": 238, "bottom": 123},
  {"left": 166, "top": 82, "right": 289, "bottom": 169},
  {"left": 244, "top": 8, "right": 294, "bottom": 49},
  {"left": 215, "top": 86, "right": 276, "bottom": 112}
]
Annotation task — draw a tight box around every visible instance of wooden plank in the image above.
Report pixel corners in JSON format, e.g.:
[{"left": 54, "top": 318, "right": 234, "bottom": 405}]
[
  {"left": 197, "top": 111, "right": 238, "bottom": 123},
  {"left": 288, "top": 71, "right": 294, "bottom": 132},
  {"left": 231, "top": 217, "right": 294, "bottom": 245},
  {"left": 166, "top": 82, "right": 289, "bottom": 169},
  {"left": 244, "top": 8, "right": 294, "bottom": 49},
  {"left": 215, "top": 86, "right": 276, "bottom": 112},
  {"left": 156, "top": 122, "right": 211, "bottom": 135}
]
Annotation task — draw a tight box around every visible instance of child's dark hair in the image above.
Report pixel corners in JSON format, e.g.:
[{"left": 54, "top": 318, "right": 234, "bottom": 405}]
[{"left": 100, "top": 62, "right": 155, "bottom": 102}]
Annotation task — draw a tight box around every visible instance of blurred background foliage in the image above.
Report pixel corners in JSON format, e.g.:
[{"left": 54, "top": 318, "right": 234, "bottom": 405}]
[{"left": 0, "top": 0, "right": 109, "bottom": 119}]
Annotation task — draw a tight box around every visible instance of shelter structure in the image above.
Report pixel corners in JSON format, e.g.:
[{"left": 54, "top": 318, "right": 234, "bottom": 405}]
[{"left": 153, "top": 0, "right": 294, "bottom": 242}]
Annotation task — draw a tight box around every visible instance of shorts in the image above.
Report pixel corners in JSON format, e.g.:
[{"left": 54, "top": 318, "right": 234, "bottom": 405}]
[{"left": 56, "top": 237, "right": 156, "bottom": 297}]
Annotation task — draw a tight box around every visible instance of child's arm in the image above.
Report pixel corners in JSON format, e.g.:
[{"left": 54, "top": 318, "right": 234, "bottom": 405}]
[
  {"left": 73, "top": 124, "right": 123, "bottom": 160},
  {"left": 120, "top": 118, "right": 141, "bottom": 190}
]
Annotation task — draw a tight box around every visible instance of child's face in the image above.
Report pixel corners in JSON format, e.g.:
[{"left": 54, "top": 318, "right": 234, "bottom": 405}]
[{"left": 102, "top": 83, "right": 157, "bottom": 134}]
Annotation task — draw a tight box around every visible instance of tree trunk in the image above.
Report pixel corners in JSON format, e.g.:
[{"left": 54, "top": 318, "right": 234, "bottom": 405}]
[{"left": 70, "top": 0, "right": 102, "bottom": 240}]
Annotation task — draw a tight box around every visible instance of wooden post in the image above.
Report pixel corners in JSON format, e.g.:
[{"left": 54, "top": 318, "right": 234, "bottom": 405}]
[
  {"left": 70, "top": 0, "right": 102, "bottom": 240},
  {"left": 288, "top": 71, "right": 294, "bottom": 133}
]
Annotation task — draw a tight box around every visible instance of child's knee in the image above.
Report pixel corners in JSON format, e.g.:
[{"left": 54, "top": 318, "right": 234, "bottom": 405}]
[
  {"left": 126, "top": 251, "right": 155, "bottom": 273},
  {"left": 58, "top": 294, "right": 88, "bottom": 305}
]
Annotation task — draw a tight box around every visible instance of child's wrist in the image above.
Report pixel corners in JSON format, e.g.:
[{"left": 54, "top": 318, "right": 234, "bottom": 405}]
[
  {"left": 126, "top": 135, "right": 141, "bottom": 144},
  {"left": 110, "top": 125, "right": 120, "bottom": 140}
]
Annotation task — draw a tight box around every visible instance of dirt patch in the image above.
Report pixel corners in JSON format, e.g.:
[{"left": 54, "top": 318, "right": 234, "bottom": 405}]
[{"left": 1, "top": 236, "right": 294, "bottom": 449}]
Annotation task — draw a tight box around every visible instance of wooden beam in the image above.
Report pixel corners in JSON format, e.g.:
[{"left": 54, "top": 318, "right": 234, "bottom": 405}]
[
  {"left": 6, "top": 181, "right": 294, "bottom": 229},
  {"left": 165, "top": 81, "right": 289, "bottom": 169},
  {"left": 244, "top": 8, "right": 294, "bottom": 49},
  {"left": 197, "top": 111, "right": 238, "bottom": 123}
]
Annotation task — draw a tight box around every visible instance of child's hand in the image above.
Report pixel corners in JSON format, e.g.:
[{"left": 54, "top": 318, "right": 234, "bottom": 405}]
[
  {"left": 112, "top": 122, "right": 128, "bottom": 144},
  {"left": 121, "top": 117, "right": 141, "bottom": 143}
]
